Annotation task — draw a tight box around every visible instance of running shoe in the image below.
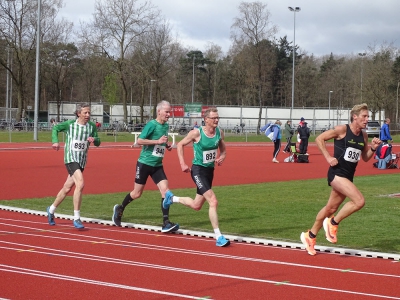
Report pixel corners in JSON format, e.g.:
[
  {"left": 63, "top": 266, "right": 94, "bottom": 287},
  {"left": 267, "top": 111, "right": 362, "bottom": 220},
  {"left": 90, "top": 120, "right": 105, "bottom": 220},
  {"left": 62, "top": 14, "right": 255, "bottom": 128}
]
[
  {"left": 300, "top": 231, "right": 316, "bottom": 256},
  {"left": 112, "top": 204, "right": 123, "bottom": 227},
  {"left": 46, "top": 206, "right": 55, "bottom": 226},
  {"left": 73, "top": 219, "right": 84, "bottom": 229},
  {"left": 161, "top": 221, "right": 179, "bottom": 233},
  {"left": 162, "top": 190, "right": 174, "bottom": 209},
  {"left": 216, "top": 235, "right": 230, "bottom": 247},
  {"left": 323, "top": 217, "right": 338, "bottom": 243}
]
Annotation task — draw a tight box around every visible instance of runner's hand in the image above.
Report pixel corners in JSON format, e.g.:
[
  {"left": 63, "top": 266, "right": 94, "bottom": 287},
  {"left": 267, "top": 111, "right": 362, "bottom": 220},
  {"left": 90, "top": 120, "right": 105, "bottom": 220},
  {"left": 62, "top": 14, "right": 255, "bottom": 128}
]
[{"left": 52, "top": 143, "right": 60, "bottom": 151}]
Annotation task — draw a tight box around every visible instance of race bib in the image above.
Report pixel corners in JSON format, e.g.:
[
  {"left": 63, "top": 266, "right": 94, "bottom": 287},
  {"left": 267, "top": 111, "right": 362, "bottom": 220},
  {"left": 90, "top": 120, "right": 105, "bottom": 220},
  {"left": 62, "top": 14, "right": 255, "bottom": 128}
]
[
  {"left": 152, "top": 145, "right": 165, "bottom": 157},
  {"left": 344, "top": 147, "right": 361, "bottom": 163},
  {"left": 71, "top": 139, "right": 88, "bottom": 152},
  {"left": 203, "top": 149, "right": 217, "bottom": 164}
]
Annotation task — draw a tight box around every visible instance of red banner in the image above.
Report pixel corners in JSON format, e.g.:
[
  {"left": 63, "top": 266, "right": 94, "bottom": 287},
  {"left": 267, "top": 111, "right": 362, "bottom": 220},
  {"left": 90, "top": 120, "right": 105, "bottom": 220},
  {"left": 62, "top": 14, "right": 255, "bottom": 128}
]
[{"left": 171, "top": 105, "right": 184, "bottom": 117}]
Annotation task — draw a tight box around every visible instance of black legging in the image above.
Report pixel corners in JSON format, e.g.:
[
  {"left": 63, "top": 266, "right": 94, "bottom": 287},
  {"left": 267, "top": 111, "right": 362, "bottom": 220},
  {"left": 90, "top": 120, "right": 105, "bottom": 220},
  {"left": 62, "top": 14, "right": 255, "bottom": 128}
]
[
  {"left": 283, "top": 136, "right": 292, "bottom": 152},
  {"left": 273, "top": 139, "right": 281, "bottom": 158},
  {"left": 299, "top": 138, "right": 308, "bottom": 154}
]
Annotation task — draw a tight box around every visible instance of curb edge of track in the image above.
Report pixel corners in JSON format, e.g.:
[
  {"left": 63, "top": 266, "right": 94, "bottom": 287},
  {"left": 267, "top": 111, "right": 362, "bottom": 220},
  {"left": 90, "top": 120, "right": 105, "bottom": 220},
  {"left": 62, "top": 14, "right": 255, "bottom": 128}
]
[{"left": 1, "top": 204, "right": 399, "bottom": 261}]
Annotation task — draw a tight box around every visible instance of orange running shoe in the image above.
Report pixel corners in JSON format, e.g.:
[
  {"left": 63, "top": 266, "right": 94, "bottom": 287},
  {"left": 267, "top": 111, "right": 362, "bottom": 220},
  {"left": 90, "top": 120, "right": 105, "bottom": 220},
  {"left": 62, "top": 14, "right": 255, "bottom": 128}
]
[
  {"left": 323, "top": 217, "right": 338, "bottom": 243},
  {"left": 300, "top": 231, "right": 316, "bottom": 256}
]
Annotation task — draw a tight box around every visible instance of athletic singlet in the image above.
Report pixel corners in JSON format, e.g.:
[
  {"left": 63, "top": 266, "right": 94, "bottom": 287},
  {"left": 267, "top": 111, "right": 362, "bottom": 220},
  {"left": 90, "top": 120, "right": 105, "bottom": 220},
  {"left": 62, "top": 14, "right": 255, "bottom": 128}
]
[
  {"left": 138, "top": 119, "right": 169, "bottom": 167},
  {"left": 329, "top": 124, "right": 365, "bottom": 180},
  {"left": 52, "top": 119, "right": 100, "bottom": 168},
  {"left": 192, "top": 126, "right": 221, "bottom": 168}
]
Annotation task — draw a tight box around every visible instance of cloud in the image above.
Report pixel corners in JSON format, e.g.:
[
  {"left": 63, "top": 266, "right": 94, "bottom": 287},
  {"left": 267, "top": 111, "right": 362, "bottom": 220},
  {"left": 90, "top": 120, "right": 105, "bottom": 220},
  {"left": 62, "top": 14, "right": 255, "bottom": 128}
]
[{"left": 57, "top": 0, "right": 400, "bottom": 57}]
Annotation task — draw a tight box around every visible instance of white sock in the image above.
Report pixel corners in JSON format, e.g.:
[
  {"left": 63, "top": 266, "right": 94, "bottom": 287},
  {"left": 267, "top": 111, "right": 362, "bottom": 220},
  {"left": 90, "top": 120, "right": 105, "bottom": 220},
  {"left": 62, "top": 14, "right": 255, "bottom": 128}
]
[
  {"left": 74, "top": 210, "right": 80, "bottom": 220},
  {"left": 172, "top": 196, "right": 180, "bottom": 203},
  {"left": 214, "top": 228, "right": 222, "bottom": 239},
  {"left": 49, "top": 205, "right": 56, "bottom": 214}
]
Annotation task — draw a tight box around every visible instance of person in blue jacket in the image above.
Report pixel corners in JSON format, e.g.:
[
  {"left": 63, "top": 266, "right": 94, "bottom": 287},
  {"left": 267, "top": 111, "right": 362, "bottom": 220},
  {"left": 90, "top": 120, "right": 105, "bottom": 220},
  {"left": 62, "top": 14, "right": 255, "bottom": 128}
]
[
  {"left": 261, "top": 120, "right": 282, "bottom": 163},
  {"left": 379, "top": 118, "right": 392, "bottom": 144}
]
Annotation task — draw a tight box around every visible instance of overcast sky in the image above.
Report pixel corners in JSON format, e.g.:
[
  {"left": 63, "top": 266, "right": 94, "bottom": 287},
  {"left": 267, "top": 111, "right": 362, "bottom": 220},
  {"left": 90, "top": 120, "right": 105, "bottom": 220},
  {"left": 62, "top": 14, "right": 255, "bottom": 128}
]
[{"left": 58, "top": 0, "right": 400, "bottom": 57}]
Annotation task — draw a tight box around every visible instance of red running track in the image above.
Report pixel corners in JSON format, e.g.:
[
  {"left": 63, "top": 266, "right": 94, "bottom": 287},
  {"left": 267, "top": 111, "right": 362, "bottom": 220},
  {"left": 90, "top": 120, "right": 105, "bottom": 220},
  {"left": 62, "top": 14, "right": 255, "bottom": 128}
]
[
  {"left": 0, "top": 143, "right": 399, "bottom": 299},
  {"left": 0, "top": 211, "right": 399, "bottom": 300},
  {"left": 1, "top": 142, "right": 398, "bottom": 200}
]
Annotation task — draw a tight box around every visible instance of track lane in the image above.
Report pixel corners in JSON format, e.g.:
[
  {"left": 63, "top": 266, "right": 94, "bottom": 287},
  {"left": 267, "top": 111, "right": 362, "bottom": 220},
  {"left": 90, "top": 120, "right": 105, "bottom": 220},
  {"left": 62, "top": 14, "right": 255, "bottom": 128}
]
[{"left": 0, "top": 212, "right": 399, "bottom": 300}]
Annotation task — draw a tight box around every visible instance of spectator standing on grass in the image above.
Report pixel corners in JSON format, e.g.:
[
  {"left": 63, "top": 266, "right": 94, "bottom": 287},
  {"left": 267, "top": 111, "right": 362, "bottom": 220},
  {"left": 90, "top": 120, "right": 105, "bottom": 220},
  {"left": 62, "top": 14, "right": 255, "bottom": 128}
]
[
  {"left": 300, "top": 103, "right": 381, "bottom": 256},
  {"left": 379, "top": 118, "right": 392, "bottom": 144},
  {"left": 112, "top": 100, "right": 179, "bottom": 233},
  {"left": 283, "top": 120, "right": 294, "bottom": 153},
  {"left": 162, "top": 107, "right": 230, "bottom": 247},
  {"left": 46, "top": 103, "right": 101, "bottom": 229}
]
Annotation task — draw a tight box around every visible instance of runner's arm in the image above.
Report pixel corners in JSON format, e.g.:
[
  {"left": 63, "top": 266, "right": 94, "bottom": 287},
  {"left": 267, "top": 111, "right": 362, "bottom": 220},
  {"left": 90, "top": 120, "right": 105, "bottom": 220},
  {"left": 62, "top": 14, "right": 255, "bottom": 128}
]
[{"left": 315, "top": 125, "right": 346, "bottom": 165}]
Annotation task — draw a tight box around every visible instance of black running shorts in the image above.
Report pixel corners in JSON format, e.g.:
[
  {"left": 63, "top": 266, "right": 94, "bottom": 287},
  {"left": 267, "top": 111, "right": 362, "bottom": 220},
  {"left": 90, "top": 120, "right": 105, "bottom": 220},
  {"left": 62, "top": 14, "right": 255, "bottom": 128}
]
[
  {"left": 65, "top": 162, "right": 84, "bottom": 176},
  {"left": 135, "top": 161, "right": 167, "bottom": 185},
  {"left": 190, "top": 164, "right": 214, "bottom": 195}
]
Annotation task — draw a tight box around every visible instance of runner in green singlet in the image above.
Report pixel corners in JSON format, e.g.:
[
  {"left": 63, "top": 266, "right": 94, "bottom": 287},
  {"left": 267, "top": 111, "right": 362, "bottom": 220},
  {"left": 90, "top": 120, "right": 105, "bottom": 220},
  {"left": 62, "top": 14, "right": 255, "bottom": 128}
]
[
  {"left": 46, "top": 103, "right": 101, "bottom": 229},
  {"left": 112, "top": 100, "right": 179, "bottom": 232},
  {"left": 163, "top": 107, "right": 230, "bottom": 247}
]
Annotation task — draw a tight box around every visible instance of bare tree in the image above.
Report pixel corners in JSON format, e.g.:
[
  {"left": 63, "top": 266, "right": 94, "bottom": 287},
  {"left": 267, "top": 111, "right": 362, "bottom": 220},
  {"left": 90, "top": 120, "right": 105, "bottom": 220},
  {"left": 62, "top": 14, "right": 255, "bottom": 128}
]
[
  {"left": 92, "top": 0, "right": 160, "bottom": 122},
  {"left": 136, "top": 20, "right": 180, "bottom": 116},
  {"left": 0, "top": 0, "right": 65, "bottom": 120},
  {"left": 365, "top": 43, "right": 397, "bottom": 121},
  {"left": 230, "top": 1, "right": 278, "bottom": 132}
]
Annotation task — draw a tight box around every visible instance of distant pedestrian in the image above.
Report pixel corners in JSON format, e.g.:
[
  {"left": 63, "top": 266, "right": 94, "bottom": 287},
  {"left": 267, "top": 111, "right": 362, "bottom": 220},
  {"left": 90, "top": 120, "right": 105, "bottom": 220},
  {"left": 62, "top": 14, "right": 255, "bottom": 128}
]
[
  {"left": 283, "top": 120, "right": 294, "bottom": 153},
  {"left": 46, "top": 103, "right": 101, "bottom": 229},
  {"left": 379, "top": 118, "right": 392, "bottom": 144},
  {"left": 297, "top": 120, "right": 310, "bottom": 154},
  {"left": 261, "top": 120, "right": 282, "bottom": 163}
]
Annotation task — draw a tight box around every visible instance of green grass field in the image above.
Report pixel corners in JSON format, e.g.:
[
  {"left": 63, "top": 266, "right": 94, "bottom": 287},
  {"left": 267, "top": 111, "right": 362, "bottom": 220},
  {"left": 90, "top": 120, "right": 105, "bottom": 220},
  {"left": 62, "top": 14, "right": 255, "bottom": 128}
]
[{"left": 1, "top": 174, "right": 399, "bottom": 254}]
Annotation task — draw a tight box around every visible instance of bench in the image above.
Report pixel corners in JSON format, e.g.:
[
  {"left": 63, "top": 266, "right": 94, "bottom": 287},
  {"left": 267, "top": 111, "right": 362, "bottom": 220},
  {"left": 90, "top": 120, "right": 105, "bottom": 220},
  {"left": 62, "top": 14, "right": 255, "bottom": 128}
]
[{"left": 131, "top": 132, "right": 178, "bottom": 148}]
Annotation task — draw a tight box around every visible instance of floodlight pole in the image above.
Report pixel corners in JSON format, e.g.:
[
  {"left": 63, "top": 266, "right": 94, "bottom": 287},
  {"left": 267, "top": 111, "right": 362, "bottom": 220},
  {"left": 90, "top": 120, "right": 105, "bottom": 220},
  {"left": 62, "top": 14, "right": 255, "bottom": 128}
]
[
  {"left": 192, "top": 55, "right": 195, "bottom": 103},
  {"left": 33, "top": 0, "right": 41, "bottom": 141},
  {"left": 288, "top": 6, "right": 300, "bottom": 123}
]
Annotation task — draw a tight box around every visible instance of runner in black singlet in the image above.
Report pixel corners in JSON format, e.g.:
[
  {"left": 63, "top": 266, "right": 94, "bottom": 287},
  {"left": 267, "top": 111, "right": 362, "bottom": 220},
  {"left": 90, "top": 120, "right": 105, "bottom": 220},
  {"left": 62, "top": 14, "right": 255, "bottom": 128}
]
[{"left": 300, "top": 103, "right": 381, "bottom": 256}]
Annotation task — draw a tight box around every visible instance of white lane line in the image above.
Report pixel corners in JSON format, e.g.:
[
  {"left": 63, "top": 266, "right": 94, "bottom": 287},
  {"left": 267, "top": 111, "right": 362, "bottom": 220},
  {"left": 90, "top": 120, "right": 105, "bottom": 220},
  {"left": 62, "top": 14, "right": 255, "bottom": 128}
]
[
  {"left": 0, "top": 223, "right": 399, "bottom": 280},
  {"left": 1, "top": 206, "right": 399, "bottom": 261},
  {"left": 0, "top": 247, "right": 398, "bottom": 300},
  {"left": 0, "top": 264, "right": 204, "bottom": 299}
]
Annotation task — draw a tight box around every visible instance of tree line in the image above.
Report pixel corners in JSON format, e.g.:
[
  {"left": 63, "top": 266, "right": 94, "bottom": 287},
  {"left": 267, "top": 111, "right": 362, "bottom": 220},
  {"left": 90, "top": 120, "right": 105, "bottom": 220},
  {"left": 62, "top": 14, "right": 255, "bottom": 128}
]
[{"left": 1, "top": 0, "right": 399, "bottom": 128}]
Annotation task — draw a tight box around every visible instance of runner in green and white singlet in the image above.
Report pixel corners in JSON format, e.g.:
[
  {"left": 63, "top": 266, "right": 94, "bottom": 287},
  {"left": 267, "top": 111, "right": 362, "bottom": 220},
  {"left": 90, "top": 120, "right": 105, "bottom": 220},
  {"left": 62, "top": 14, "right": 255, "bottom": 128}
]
[
  {"left": 46, "top": 104, "right": 100, "bottom": 229},
  {"left": 52, "top": 119, "right": 99, "bottom": 169}
]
